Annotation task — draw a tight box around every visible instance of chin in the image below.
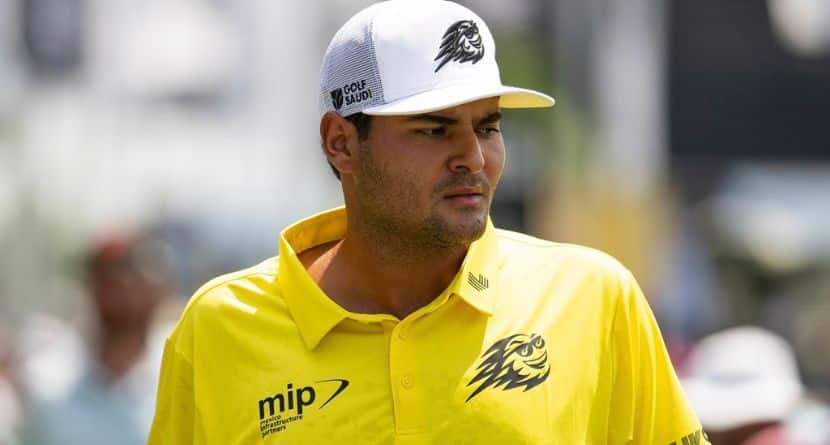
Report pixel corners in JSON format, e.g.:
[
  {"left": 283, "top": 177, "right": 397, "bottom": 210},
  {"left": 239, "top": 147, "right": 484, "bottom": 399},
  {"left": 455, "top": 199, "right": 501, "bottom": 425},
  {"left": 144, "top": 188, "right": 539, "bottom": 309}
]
[{"left": 431, "top": 212, "right": 488, "bottom": 246}]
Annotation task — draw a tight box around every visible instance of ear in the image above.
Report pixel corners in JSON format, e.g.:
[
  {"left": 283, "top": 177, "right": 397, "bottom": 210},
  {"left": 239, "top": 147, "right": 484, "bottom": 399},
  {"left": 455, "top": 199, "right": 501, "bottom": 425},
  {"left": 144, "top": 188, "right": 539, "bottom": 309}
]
[{"left": 320, "top": 112, "right": 359, "bottom": 177}]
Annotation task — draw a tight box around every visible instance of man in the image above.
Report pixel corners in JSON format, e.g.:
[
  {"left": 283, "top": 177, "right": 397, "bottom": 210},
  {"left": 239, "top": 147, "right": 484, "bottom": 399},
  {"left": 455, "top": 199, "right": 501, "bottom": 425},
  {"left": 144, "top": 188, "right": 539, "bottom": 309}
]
[
  {"left": 24, "top": 232, "right": 169, "bottom": 445},
  {"left": 682, "top": 326, "right": 830, "bottom": 445},
  {"left": 149, "top": 1, "right": 707, "bottom": 443}
]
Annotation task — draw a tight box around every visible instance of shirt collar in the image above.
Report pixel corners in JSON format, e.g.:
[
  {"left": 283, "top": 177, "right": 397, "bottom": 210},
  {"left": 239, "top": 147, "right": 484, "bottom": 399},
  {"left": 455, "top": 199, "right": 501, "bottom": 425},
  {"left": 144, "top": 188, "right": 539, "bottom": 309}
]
[{"left": 277, "top": 206, "right": 499, "bottom": 350}]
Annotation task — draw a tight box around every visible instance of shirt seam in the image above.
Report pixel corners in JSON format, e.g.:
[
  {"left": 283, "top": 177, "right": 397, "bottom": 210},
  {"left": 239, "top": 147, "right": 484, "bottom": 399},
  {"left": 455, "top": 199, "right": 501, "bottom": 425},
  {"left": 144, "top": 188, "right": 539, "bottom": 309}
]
[
  {"left": 194, "top": 270, "right": 276, "bottom": 299},
  {"left": 171, "top": 338, "right": 194, "bottom": 368}
]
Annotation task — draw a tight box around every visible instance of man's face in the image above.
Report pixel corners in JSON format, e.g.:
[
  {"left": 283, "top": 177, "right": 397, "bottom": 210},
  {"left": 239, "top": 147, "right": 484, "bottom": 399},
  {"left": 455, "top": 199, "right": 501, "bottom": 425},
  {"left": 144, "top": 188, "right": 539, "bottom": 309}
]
[
  {"left": 89, "top": 250, "right": 163, "bottom": 331},
  {"left": 348, "top": 97, "right": 505, "bottom": 248}
]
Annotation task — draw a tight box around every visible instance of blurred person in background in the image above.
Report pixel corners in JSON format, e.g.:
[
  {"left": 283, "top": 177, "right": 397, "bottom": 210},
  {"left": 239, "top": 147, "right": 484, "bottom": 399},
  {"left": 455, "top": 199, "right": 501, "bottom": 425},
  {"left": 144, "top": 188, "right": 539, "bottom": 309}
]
[
  {"left": 20, "top": 231, "right": 171, "bottom": 445},
  {"left": 682, "top": 326, "right": 830, "bottom": 445}
]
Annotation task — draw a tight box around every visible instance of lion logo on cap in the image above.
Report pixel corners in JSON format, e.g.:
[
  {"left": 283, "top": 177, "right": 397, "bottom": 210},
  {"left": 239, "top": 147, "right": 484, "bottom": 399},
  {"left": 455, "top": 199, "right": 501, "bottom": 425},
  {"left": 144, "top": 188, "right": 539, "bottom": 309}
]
[
  {"left": 465, "top": 333, "right": 550, "bottom": 402},
  {"left": 434, "top": 20, "right": 485, "bottom": 73}
]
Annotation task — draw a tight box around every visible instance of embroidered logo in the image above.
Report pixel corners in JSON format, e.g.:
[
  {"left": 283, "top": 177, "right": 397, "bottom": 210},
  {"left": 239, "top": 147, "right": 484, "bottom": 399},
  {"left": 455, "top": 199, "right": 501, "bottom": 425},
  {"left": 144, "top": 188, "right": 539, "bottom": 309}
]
[
  {"left": 434, "top": 20, "right": 485, "bottom": 72},
  {"left": 465, "top": 333, "right": 550, "bottom": 402},
  {"left": 330, "top": 88, "right": 345, "bottom": 110},
  {"left": 669, "top": 429, "right": 708, "bottom": 445},
  {"left": 330, "top": 80, "right": 373, "bottom": 111},
  {"left": 467, "top": 272, "right": 489, "bottom": 291}
]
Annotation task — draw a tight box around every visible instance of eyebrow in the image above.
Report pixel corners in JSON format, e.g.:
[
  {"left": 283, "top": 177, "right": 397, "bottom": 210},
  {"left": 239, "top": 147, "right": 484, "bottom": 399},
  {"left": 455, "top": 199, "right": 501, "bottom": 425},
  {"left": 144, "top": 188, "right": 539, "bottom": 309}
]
[
  {"left": 406, "top": 111, "right": 502, "bottom": 126},
  {"left": 407, "top": 114, "right": 458, "bottom": 125},
  {"left": 478, "top": 112, "right": 502, "bottom": 126}
]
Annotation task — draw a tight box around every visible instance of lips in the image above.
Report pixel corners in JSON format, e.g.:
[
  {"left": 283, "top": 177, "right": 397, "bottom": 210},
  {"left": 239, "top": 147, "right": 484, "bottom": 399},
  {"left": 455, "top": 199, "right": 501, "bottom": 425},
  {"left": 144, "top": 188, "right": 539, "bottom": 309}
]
[
  {"left": 443, "top": 187, "right": 486, "bottom": 207},
  {"left": 443, "top": 187, "right": 483, "bottom": 199},
  {"left": 436, "top": 175, "right": 490, "bottom": 204}
]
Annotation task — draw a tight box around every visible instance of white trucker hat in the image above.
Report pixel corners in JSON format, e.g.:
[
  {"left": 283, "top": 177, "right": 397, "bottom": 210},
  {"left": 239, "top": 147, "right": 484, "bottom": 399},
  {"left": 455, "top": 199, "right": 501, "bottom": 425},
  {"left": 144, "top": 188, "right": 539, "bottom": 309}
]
[
  {"left": 681, "top": 326, "right": 804, "bottom": 431},
  {"left": 319, "top": 0, "right": 555, "bottom": 117}
]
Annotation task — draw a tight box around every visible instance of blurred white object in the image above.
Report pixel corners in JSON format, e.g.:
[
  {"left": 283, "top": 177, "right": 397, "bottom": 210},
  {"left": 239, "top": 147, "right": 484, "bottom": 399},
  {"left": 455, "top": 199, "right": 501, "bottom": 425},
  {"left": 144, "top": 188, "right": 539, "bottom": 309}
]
[
  {"left": 89, "top": 0, "right": 239, "bottom": 97},
  {"left": 0, "top": 375, "right": 23, "bottom": 442},
  {"left": 682, "top": 326, "right": 803, "bottom": 431},
  {"left": 708, "top": 164, "right": 830, "bottom": 273},
  {"left": 768, "top": 0, "right": 830, "bottom": 56},
  {"left": 18, "top": 314, "right": 85, "bottom": 401},
  {"left": 786, "top": 399, "right": 830, "bottom": 444}
]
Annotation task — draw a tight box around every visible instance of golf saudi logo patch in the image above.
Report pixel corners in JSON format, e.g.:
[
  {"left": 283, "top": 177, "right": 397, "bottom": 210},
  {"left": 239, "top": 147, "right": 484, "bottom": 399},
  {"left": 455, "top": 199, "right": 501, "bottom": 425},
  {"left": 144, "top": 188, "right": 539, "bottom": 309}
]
[{"left": 465, "top": 333, "right": 550, "bottom": 402}]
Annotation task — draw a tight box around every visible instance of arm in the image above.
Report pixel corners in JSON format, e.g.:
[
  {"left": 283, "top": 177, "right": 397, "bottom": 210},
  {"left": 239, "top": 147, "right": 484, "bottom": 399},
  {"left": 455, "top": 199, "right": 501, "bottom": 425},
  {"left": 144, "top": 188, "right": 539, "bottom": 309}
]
[
  {"left": 607, "top": 269, "right": 709, "bottom": 445},
  {"left": 147, "top": 333, "right": 196, "bottom": 444}
]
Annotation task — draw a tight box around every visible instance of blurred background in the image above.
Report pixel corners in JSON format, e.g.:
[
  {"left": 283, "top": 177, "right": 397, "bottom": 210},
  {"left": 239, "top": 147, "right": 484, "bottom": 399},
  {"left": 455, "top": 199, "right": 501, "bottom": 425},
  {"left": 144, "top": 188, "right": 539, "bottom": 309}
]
[{"left": 0, "top": 0, "right": 828, "bottom": 443}]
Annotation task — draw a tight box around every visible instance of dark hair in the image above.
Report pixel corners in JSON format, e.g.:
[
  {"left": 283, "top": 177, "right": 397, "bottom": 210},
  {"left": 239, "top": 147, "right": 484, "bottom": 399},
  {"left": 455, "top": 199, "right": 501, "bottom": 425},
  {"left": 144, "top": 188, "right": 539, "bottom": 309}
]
[
  {"left": 346, "top": 112, "right": 372, "bottom": 141},
  {"left": 326, "top": 112, "right": 373, "bottom": 180}
]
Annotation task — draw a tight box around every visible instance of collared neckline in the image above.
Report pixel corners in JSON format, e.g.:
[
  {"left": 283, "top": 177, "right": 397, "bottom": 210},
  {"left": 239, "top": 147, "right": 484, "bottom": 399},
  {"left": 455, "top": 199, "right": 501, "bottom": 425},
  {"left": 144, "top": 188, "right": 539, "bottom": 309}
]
[{"left": 277, "top": 207, "right": 499, "bottom": 350}]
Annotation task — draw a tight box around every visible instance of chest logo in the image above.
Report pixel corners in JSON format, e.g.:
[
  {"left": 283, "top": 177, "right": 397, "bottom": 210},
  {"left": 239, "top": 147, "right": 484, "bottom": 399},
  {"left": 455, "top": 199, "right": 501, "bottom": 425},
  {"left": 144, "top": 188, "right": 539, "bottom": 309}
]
[
  {"left": 465, "top": 333, "right": 550, "bottom": 402},
  {"left": 257, "top": 378, "right": 349, "bottom": 438},
  {"left": 434, "top": 19, "right": 485, "bottom": 72}
]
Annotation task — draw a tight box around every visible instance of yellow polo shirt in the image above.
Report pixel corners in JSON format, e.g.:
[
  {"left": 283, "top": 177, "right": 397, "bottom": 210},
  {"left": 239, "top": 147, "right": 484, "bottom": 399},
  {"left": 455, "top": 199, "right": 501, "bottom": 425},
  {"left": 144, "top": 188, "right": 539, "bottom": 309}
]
[{"left": 148, "top": 207, "right": 707, "bottom": 444}]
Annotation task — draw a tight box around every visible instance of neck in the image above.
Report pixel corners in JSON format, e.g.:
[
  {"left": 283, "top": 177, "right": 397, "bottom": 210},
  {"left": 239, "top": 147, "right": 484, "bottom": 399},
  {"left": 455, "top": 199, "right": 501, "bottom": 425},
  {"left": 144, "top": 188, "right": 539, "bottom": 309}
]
[
  {"left": 97, "top": 325, "right": 148, "bottom": 382},
  {"left": 302, "top": 218, "right": 470, "bottom": 319}
]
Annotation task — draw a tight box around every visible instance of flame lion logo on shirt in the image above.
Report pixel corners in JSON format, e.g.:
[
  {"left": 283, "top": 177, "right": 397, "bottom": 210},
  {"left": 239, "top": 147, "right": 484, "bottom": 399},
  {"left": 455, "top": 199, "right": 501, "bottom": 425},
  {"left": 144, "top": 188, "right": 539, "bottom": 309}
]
[
  {"left": 465, "top": 333, "right": 550, "bottom": 402},
  {"left": 434, "top": 20, "right": 485, "bottom": 72}
]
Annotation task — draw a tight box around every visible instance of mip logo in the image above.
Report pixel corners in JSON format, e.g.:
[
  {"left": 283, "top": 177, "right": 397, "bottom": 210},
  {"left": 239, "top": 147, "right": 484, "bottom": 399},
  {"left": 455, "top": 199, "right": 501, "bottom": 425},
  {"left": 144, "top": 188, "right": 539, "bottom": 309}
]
[
  {"left": 465, "top": 334, "right": 550, "bottom": 402},
  {"left": 257, "top": 378, "right": 349, "bottom": 438},
  {"left": 330, "top": 88, "right": 344, "bottom": 110},
  {"left": 434, "top": 19, "right": 485, "bottom": 72}
]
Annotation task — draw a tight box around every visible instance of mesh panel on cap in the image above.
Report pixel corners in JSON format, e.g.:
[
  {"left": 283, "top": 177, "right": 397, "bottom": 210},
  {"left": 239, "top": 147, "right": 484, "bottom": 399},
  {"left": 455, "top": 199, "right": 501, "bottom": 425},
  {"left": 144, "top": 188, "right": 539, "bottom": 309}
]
[{"left": 319, "top": 16, "right": 385, "bottom": 117}]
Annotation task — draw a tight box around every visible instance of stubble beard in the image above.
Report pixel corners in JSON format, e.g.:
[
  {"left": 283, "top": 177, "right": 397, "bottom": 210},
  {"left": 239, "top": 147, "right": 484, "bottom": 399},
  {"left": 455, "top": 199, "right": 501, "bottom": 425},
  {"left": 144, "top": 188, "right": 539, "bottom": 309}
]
[{"left": 354, "top": 143, "right": 490, "bottom": 262}]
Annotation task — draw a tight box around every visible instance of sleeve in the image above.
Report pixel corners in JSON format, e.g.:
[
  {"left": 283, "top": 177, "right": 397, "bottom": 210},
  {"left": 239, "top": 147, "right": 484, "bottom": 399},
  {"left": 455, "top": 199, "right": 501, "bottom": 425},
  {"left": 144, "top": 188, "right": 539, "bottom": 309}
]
[
  {"left": 146, "top": 332, "right": 196, "bottom": 444},
  {"left": 607, "top": 269, "right": 710, "bottom": 445}
]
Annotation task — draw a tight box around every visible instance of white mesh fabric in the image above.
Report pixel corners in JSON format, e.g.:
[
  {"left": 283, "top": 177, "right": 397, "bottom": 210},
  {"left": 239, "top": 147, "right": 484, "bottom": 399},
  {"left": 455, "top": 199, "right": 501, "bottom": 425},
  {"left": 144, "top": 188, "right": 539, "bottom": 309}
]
[
  {"left": 318, "top": 1, "right": 554, "bottom": 117},
  {"left": 319, "top": 6, "right": 385, "bottom": 117}
]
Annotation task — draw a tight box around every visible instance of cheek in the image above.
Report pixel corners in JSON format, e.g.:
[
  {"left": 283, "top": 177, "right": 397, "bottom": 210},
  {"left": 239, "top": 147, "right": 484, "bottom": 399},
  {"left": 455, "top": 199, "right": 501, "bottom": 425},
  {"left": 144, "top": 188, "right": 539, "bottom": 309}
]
[
  {"left": 484, "top": 141, "right": 506, "bottom": 183},
  {"left": 359, "top": 144, "right": 428, "bottom": 201},
  {"left": 375, "top": 140, "right": 444, "bottom": 184}
]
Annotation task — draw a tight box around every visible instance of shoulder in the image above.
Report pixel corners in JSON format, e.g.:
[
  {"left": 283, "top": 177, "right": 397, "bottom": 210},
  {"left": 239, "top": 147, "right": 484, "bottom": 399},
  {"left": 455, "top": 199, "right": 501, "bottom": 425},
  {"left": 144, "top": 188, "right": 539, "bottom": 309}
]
[
  {"left": 493, "top": 228, "right": 632, "bottom": 280},
  {"left": 187, "top": 257, "right": 278, "bottom": 308},
  {"left": 166, "top": 257, "right": 281, "bottom": 344}
]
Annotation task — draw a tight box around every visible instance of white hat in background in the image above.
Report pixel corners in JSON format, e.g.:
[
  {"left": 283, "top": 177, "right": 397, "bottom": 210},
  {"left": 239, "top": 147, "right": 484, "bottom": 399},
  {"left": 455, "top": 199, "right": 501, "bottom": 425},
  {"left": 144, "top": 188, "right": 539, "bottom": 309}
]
[
  {"left": 682, "top": 326, "right": 804, "bottom": 431},
  {"left": 319, "top": 0, "right": 555, "bottom": 117}
]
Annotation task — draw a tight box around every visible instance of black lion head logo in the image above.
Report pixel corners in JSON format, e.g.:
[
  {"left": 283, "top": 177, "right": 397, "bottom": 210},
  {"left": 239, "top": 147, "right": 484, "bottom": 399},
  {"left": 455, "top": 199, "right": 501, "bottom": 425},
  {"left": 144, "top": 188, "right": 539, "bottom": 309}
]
[
  {"left": 434, "top": 20, "right": 485, "bottom": 73},
  {"left": 465, "top": 333, "right": 550, "bottom": 402}
]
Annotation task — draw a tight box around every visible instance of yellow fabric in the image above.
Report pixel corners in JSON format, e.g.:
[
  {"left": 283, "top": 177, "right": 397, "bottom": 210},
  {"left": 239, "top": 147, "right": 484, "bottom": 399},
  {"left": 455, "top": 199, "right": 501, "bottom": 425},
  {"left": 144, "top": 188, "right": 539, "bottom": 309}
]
[{"left": 148, "top": 207, "right": 707, "bottom": 444}]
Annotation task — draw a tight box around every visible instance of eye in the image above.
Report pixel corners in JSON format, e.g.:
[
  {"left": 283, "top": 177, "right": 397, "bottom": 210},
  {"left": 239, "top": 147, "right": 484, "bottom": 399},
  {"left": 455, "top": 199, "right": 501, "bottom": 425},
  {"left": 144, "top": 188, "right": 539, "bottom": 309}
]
[
  {"left": 417, "top": 127, "right": 447, "bottom": 137},
  {"left": 475, "top": 126, "right": 501, "bottom": 137}
]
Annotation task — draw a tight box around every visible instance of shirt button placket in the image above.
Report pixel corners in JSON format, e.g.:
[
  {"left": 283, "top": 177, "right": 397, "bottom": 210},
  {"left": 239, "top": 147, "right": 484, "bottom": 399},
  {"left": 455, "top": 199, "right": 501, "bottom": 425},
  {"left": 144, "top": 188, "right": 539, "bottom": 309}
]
[{"left": 390, "top": 322, "right": 421, "bottom": 434}]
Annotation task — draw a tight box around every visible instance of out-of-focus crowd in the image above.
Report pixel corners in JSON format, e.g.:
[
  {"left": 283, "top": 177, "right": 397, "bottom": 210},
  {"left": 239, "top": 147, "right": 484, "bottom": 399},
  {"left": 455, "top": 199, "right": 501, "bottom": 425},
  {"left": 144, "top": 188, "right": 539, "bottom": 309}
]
[{"left": 0, "top": 230, "right": 179, "bottom": 445}]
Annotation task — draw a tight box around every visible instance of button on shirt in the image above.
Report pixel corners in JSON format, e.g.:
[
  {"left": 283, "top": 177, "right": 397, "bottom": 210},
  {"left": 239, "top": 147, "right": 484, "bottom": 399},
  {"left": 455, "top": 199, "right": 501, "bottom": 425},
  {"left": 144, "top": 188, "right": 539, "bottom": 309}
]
[{"left": 148, "top": 207, "right": 707, "bottom": 444}]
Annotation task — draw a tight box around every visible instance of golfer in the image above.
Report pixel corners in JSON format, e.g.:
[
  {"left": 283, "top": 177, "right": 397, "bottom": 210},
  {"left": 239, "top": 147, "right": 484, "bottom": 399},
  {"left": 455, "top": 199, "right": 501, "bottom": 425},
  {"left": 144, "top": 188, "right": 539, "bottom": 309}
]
[{"left": 148, "top": 1, "right": 706, "bottom": 443}]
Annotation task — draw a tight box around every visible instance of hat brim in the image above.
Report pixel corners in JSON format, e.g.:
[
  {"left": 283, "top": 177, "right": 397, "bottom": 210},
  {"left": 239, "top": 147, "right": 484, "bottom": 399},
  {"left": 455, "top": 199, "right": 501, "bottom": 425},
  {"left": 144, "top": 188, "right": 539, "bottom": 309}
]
[
  {"left": 361, "top": 83, "right": 554, "bottom": 116},
  {"left": 681, "top": 377, "right": 802, "bottom": 431}
]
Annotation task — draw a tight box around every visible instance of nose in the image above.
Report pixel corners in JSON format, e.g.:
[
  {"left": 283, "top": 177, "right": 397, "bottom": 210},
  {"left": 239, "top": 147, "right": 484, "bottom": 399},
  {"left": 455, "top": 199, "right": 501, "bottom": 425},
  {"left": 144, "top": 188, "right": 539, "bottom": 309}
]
[{"left": 448, "top": 127, "right": 485, "bottom": 174}]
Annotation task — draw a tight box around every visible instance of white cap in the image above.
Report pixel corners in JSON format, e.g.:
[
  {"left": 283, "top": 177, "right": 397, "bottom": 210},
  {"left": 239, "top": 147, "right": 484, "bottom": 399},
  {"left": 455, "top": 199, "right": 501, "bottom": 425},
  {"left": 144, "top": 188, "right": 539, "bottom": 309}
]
[
  {"left": 319, "top": 0, "right": 555, "bottom": 117},
  {"left": 681, "top": 326, "right": 804, "bottom": 431}
]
